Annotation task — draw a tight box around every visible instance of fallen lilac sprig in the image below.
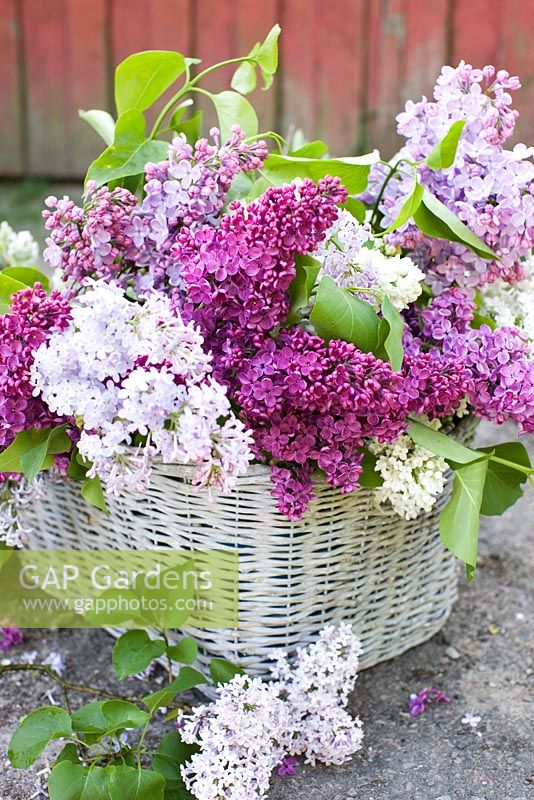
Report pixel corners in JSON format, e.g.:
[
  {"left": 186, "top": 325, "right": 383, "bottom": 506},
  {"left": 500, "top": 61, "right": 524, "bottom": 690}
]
[
  {"left": 0, "top": 627, "right": 23, "bottom": 652},
  {"left": 408, "top": 687, "right": 451, "bottom": 717}
]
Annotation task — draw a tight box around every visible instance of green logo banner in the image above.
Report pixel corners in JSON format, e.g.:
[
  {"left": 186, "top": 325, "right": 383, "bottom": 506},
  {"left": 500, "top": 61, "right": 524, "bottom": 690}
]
[{"left": 0, "top": 550, "right": 238, "bottom": 629}]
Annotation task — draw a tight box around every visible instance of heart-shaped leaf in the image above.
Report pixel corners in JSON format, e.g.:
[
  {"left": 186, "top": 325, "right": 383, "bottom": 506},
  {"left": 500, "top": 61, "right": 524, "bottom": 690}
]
[
  {"left": 209, "top": 658, "right": 245, "bottom": 687},
  {"left": 79, "top": 109, "right": 116, "bottom": 146},
  {"left": 9, "top": 707, "right": 73, "bottom": 768},
  {"left": 425, "top": 120, "right": 466, "bottom": 170},
  {"left": 112, "top": 630, "right": 166, "bottom": 680},
  {"left": 115, "top": 51, "right": 187, "bottom": 115},
  {"left": 440, "top": 458, "right": 489, "bottom": 581},
  {"left": 263, "top": 152, "right": 379, "bottom": 194},
  {"left": 86, "top": 109, "right": 168, "bottom": 189},
  {"left": 310, "top": 276, "right": 380, "bottom": 351}
]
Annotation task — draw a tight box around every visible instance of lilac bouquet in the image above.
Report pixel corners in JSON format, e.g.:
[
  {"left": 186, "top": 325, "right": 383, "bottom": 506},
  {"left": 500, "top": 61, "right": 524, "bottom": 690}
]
[{"left": 0, "top": 28, "right": 533, "bottom": 580}]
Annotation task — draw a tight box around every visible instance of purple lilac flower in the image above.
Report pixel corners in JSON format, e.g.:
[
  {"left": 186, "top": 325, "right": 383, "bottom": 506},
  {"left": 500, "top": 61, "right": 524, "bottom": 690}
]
[
  {"left": 367, "top": 62, "right": 534, "bottom": 290},
  {"left": 444, "top": 325, "right": 534, "bottom": 432},
  {"left": 0, "top": 285, "right": 71, "bottom": 452},
  {"left": 0, "top": 627, "right": 23, "bottom": 651},
  {"left": 43, "top": 183, "right": 139, "bottom": 291},
  {"left": 174, "top": 176, "right": 346, "bottom": 349},
  {"left": 223, "top": 327, "right": 408, "bottom": 518},
  {"left": 132, "top": 127, "right": 268, "bottom": 295},
  {"left": 277, "top": 755, "right": 298, "bottom": 777},
  {"left": 409, "top": 687, "right": 450, "bottom": 717}
]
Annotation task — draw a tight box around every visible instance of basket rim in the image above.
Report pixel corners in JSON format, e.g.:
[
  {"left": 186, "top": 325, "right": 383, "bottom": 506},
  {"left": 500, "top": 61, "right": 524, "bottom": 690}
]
[{"left": 150, "top": 413, "right": 480, "bottom": 483}]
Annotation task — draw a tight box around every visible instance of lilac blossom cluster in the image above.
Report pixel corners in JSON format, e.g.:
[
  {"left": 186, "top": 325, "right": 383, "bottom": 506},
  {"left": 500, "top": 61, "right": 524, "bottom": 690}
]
[
  {"left": 222, "top": 326, "right": 469, "bottom": 517},
  {"left": 43, "top": 127, "right": 268, "bottom": 297},
  {"left": 408, "top": 287, "right": 534, "bottom": 433},
  {"left": 369, "top": 62, "right": 534, "bottom": 290},
  {"left": 174, "top": 176, "right": 346, "bottom": 348},
  {"left": 313, "top": 209, "right": 425, "bottom": 310},
  {"left": 177, "top": 624, "right": 363, "bottom": 799},
  {"left": 30, "top": 282, "right": 253, "bottom": 496},
  {"left": 0, "top": 285, "right": 71, "bottom": 451}
]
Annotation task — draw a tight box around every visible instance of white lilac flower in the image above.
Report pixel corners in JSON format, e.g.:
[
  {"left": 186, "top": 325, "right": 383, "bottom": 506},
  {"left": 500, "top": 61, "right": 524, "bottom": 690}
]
[
  {"left": 0, "top": 477, "right": 44, "bottom": 547},
  {"left": 178, "top": 674, "right": 293, "bottom": 800},
  {"left": 177, "top": 625, "right": 364, "bottom": 795},
  {"left": 31, "top": 281, "right": 252, "bottom": 497},
  {"left": 479, "top": 263, "right": 534, "bottom": 351},
  {"left": 0, "top": 221, "right": 39, "bottom": 268},
  {"left": 370, "top": 421, "right": 448, "bottom": 520},
  {"left": 271, "top": 622, "right": 364, "bottom": 766},
  {"left": 314, "top": 209, "right": 424, "bottom": 310},
  {"left": 461, "top": 712, "right": 481, "bottom": 728}
]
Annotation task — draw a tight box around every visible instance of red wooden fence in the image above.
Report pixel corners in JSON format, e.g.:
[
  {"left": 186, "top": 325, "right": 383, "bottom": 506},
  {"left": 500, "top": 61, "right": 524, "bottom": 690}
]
[{"left": 1, "top": 0, "right": 534, "bottom": 179}]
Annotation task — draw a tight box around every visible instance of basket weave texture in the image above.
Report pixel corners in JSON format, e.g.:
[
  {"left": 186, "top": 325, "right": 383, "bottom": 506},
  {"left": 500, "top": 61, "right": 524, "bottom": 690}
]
[{"left": 26, "top": 416, "right": 479, "bottom": 677}]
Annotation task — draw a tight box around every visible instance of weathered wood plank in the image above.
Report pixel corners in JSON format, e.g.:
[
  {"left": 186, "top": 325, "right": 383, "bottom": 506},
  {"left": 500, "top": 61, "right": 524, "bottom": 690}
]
[
  {"left": 0, "top": 0, "right": 24, "bottom": 174},
  {"left": 281, "top": 0, "right": 365, "bottom": 155},
  {"left": 192, "top": 0, "right": 279, "bottom": 136},
  {"left": 366, "top": 0, "right": 449, "bottom": 158},
  {"left": 23, "top": 0, "right": 108, "bottom": 177},
  {"left": 452, "top": 0, "right": 534, "bottom": 145}
]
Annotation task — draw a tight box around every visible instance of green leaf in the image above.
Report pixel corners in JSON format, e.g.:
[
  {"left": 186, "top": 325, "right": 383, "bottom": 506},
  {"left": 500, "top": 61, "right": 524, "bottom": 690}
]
[
  {"left": 0, "top": 427, "right": 69, "bottom": 476},
  {"left": 152, "top": 731, "right": 196, "bottom": 785},
  {"left": 291, "top": 140, "right": 329, "bottom": 159},
  {"left": 115, "top": 51, "right": 187, "bottom": 115},
  {"left": 407, "top": 420, "right": 485, "bottom": 464},
  {"left": 256, "top": 24, "right": 281, "bottom": 88},
  {"left": 167, "top": 637, "right": 199, "bottom": 665},
  {"left": 414, "top": 190, "right": 498, "bottom": 260},
  {"left": 286, "top": 254, "right": 321, "bottom": 324},
  {"left": 379, "top": 296, "right": 404, "bottom": 370},
  {"left": 171, "top": 110, "right": 203, "bottom": 145},
  {"left": 479, "top": 442, "right": 532, "bottom": 516},
  {"left": 231, "top": 56, "right": 258, "bottom": 95},
  {"left": 2, "top": 267, "right": 50, "bottom": 291},
  {"left": 81, "top": 476, "right": 108, "bottom": 514},
  {"left": 112, "top": 630, "right": 166, "bottom": 680},
  {"left": 209, "top": 658, "right": 245, "bottom": 687},
  {"left": 86, "top": 109, "right": 168, "bottom": 189},
  {"left": 263, "top": 152, "right": 378, "bottom": 194},
  {"left": 54, "top": 743, "right": 79, "bottom": 766},
  {"left": 209, "top": 91, "right": 259, "bottom": 140},
  {"left": 341, "top": 197, "right": 366, "bottom": 223},
  {"left": 357, "top": 449, "right": 384, "bottom": 488},
  {"left": 0, "top": 272, "right": 26, "bottom": 308},
  {"left": 109, "top": 766, "right": 165, "bottom": 800},
  {"left": 48, "top": 762, "right": 110, "bottom": 800},
  {"left": 20, "top": 435, "right": 50, "bottom": 483},
  {"left": 71, "top": 700, "right": 148, "bottom": 735},
  {"left": 310, "top": 276, "right": 380, "bottom": 351},
  {"left": 425, "top": 120, "right": 466, "bottom": 170},
  {"left": 381, "top": 182, "right": 423, "bottom": 235},
  {"left": 143, "top": 667, "right": 207, "bottom": 714},
  {"left": 78, "top": 109, "right": 116, "bottom": 146},
  {"left": 9, "top": 707, "right": 73, "bottom": 768},
  {"left": 440, "top": 459, "right": 489, "bottom": 581}
]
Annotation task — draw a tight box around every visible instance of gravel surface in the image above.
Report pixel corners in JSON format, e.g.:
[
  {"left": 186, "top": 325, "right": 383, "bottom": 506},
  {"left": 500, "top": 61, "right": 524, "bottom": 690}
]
[{"left": 0, "top": 422, "right": 532, "bottom": 800}]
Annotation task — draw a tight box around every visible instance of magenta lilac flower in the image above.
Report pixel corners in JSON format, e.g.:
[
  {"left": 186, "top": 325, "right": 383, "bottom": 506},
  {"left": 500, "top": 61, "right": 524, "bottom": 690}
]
[
  {"left": 174, "top": 176, "right": 346, "bottom": 345},
  {"left": 0, "top": 627, "right": 23, "bottom": 651},
  {"left": 409, "top": 687, "right": 451, "bottom": 717},
  {"left": 0, "top": 285, "right": 71, "bottom": 451}
]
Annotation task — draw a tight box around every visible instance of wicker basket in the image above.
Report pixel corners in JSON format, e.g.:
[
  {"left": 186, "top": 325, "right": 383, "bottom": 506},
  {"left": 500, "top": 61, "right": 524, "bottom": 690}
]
[{"left": 25, "top": 416, "right": 479, "bottom": 677}]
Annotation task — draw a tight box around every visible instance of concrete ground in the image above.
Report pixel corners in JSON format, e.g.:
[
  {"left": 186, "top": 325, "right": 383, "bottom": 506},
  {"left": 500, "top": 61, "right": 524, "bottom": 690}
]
[{"left": 0, "top": 422, "right": 532, "bottom": 800}]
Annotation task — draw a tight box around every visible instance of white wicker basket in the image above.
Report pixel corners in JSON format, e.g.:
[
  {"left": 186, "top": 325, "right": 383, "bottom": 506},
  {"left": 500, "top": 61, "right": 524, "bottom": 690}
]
[{"left": 25, "top": 416, "right": 479, "bottom": 677}]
